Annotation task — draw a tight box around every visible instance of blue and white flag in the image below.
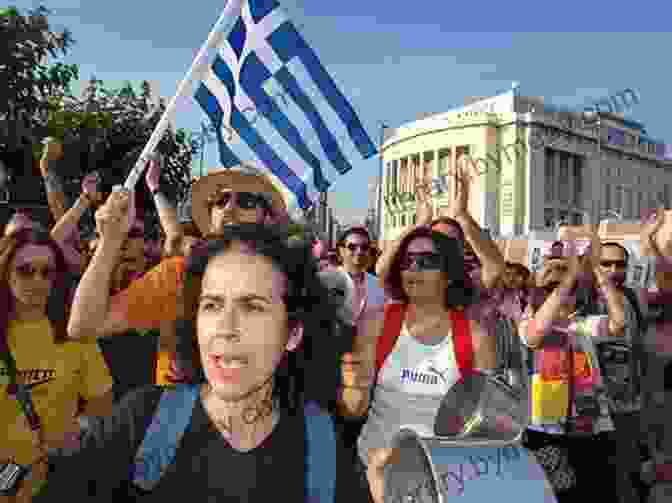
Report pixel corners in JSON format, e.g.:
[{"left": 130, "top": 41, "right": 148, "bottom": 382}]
[{"left": 194, "top": 0, "right": 377, "bottom": 211}]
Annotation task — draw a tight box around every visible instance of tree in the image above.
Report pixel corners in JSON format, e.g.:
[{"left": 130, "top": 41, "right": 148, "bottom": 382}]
[
  {"left": 33, "top": 78, "right": 196, "bottom": 239},
  {"left": 0, "top": 5, "right": 78, "bottom": 150}
]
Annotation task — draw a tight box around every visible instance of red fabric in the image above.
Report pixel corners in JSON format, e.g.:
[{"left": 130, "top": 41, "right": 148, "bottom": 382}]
[
  {"left": 656, "top": 463, "right": 672, "bottom": 482},
  {"left": 375, "top": 303, "right": 406, "bottom": 374},
  {"left": 450, "top": 309, "right": 474, "bottom": 375},
  {"left": 375, "top": 303, "right": 474, "bottom": 377}
]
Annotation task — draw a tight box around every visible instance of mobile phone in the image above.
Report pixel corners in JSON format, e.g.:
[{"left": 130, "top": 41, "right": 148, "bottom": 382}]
[{"left": 0, "top": 462, "right": 28, "bottom": 496}]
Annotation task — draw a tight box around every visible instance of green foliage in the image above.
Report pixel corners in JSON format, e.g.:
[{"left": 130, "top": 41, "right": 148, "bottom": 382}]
[
  {"left": 30, "top": 77, "right": 196, "bottom": 238},
  {"left": 0, "top": 5, "right": 77, "bottom": 149}
]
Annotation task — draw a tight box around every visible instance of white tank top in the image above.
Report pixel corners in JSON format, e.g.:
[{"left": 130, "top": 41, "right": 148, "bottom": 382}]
[{"left": 358, "top": 322, "right": 462, "bottom": 464}]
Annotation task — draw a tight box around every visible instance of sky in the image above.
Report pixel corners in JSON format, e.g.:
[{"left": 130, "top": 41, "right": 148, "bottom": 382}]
[{"left": 17, "top": 0, "right": 672, "bottom": 226}]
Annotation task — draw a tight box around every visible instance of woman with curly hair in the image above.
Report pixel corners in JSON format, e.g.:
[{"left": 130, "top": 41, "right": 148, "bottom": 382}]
[
  {"left": 340, "top": 225, "right": 497, "bottom": 502},
  {"left": 0, "top": 227, "right": 113, "bottom": 502},
  {"left": 37, "top": 217, "right": 368, "bottom": 502}
]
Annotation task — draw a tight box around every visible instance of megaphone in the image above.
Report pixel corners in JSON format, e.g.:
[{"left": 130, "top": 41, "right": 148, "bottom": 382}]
[{"left": 433, "top": 371, "right": 528, "bottom": 445}]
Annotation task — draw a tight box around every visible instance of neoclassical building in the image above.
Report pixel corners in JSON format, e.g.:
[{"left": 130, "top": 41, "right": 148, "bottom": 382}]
[{"left": 379, "top": 90, "right": 672, "bottom": 249}]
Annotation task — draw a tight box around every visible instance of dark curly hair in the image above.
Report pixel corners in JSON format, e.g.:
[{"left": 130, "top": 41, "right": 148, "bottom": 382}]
[
  {"left": 174, "top": 224, "right": 348, "bottom": 413},
  {"left": 385, "top": 226, "right": 475, "bottom": 308},
  {"left": 0, "top": 227, "right": 71, "bottom": 352}
]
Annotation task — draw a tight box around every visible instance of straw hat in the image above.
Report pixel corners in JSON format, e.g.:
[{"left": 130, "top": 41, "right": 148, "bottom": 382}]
[{"left": 190, "top": 164, "right": 287, "bottom": 235}]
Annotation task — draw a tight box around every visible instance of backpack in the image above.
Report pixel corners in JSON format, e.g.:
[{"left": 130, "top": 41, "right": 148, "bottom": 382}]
[
  {"left": 131, "top": 384, "right": 337, "bottom": 502},
  {"left": 375, "top": 303, "right": 474, "bottom": 377},
  {"left": 589, "top": 287, "right": 647, "bottom": 405}
]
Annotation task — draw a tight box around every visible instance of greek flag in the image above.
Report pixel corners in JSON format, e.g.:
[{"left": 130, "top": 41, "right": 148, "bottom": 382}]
[{"left": 194, "top": 0, "right": 377, "bottom": 211}]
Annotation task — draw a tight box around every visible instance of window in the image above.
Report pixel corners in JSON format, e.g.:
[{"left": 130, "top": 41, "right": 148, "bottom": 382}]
[
  {"left": 412, "top": 213, "right": 417, "bottom": 225},
  {"left": 664, "top": 184, "right": 670, "bottom": 208},
  {"left": 625, "top": 188, "right": 633, "bottom": 219},
  {"left": 438, "top": 149, "right": 450, "bottom": 176},
  {"left": 423, "top": 152, "right": 434, "bottom": 182},
  {"left": 389, "top": 160, "right": 398, "bottom": 196},
  {"left": 544, "top": 208, "right": 555, "bottom": 229},
  {"left": 614, "top": 185, "right": 623, "bottom": 214},
  {"left": 411, "top": 154, "right": 421, "bottom": 188},
  {"left": 572, "top": 157, "right": 583, "bottom": 205},
  {"left": 544, "top": 150, "right": 555, "bottom": 203},
  {"left": 637, "top": 191, "right": 643, "bottom": 218},
  {"left": 558, "top": 153, "right": 569, "bottom": 204},
  {"left": 559, "top": 210, "right": 569, "bottom": 224},
  {"left": 604, "top": 184, "right": 611, "bottom": 212},
  {"left": 401, "top": 214, "right": 406, "bottom": 227},
  {"left": 571, "top": 213, "right": 583, "bottom": 225}
]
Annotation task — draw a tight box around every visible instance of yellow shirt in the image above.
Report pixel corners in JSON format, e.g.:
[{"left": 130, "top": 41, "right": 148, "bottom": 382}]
[{"left": 0, "top": 318, "right": 113, "bottom": 467}]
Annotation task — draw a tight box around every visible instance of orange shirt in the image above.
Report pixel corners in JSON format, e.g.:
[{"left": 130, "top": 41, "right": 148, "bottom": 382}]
[{"left": 111, "top": 256, "right": 186, "bottom": 330}]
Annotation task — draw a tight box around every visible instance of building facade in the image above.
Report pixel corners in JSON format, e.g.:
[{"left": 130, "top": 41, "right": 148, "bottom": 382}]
[{"left": 379, "top": 90, "right": 672, "bottom": 249}]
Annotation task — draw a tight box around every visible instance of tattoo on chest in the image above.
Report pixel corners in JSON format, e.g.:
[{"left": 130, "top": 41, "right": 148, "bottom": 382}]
[{"left": 204, "top": 383, "right": 276, "bottom": 435}]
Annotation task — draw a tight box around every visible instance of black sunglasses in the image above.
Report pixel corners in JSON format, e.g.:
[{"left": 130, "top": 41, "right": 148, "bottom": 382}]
[
  {"left": 344, "top": 243, "right": 371, "bottom": 253},
  {"left": 14, "top": 264, "right": 58, "bottom": 279},
  {"left": 400, "top": 252, "right": 443, "bottom": 271},
  {"left": 208, "top": 191, "right": 271, "bottom": 212}
]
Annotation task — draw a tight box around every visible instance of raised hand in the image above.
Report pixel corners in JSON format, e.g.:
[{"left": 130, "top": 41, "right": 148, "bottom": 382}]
[
  {"left": 81, "top": 171, "right": 103, "bottom": 206},
  {"left": 641, "top": 207, "right": 672, "bottom": 257},
  {"left": 41, "top": 137, "right": 64, "bottom": 161},
  {"left": 448, "top": 160, "right": 471, "bottom": 219},
  {"left": 94, "top": 189, "right": 133, "bottom": 247},
  {"left": 414, "top": 175, "right": 434, "bottom": 226}
]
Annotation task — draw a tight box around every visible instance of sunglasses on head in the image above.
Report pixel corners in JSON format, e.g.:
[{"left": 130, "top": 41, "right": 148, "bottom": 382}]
[
  {"left": 399, "top": 252, "right": 443, "bottom": 271},
  {"left": 344, "top": 243, "right": 371, "bottom": 253},
  {"left": 208, "top": 191, "right": 271, "bottom": 212}
]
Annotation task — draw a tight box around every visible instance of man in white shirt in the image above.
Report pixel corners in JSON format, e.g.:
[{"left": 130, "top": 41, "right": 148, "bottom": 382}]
[{"left": 335, "top": 226, "right": 386, "bottom": 326}]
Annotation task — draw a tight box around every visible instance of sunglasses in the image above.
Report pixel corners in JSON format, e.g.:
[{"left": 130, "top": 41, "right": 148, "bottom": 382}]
[
  {"left": 399, "top": 252, "right": 443, "bottom": 271},
  {"left": 344, "top": 243, "right": 371, "bottom": 253},
  {"left": 208, "top": 191, "right": 271, "bottom": 212},
  {"left": 14, "top": 264, "right": 57, "bottom": 279},
  {"left": 600, "top": 260, "right": 627, "bottom": 268}
]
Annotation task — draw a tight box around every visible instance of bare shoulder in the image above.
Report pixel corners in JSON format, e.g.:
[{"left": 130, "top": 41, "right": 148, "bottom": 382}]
[{"left": 468, "top": 317, "right": 488, "bottom": 337}]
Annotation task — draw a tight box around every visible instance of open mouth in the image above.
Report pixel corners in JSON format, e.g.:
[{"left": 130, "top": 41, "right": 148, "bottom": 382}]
[{"left": 210, "top": 354, "right": 249, "bottom": 368}]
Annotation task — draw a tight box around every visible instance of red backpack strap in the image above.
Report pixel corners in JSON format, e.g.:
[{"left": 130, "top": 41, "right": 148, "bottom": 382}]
[
  {"left": 450, "top": 309, "right": 474, "bottom": 374},
  {"left": 375, "top": 303, "right": 407, "bottom": 375}
]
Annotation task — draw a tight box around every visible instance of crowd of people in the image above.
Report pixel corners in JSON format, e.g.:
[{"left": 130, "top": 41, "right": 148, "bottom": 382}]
[{"left": 1, "top": 137, "right": 671, "bottom": 503}]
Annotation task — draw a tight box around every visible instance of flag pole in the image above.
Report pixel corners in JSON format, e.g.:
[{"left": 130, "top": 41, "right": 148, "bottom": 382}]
[{"left": 123, "top": 0, "right": 243, "bottom": 190}]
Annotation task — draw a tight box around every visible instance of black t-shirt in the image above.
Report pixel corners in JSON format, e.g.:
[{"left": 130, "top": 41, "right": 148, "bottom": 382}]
[{"left": 37, "top": 385, "right": 367, "bottom": 503}]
